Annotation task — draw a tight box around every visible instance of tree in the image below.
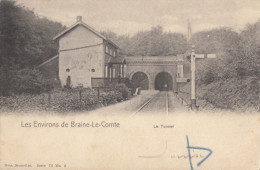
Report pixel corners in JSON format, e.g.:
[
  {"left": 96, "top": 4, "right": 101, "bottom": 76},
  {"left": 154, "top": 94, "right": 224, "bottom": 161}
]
[
  {"left": 238, "top": 20, "right": 260, "bottom": 78},
  {"left": 0, "top": 0, "right": 20, "bottom": 96},
  {"left": 0, "top": 0, "right": 65, "bottom": 96},
  {"left": 101, "top": 26, "right": 187, "bottom": 56}
]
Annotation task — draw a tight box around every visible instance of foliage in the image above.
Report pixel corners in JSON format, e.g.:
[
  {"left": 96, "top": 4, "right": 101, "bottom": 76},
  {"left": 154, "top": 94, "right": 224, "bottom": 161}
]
[
  {"left": 0, "top": 0, "right": 258, "bottom": 111},
  {"left": 122, "top": 78, "right": 133, "bottom": 88},
  {"left": 101, "top": 26, "right": 188, "bottom": 56},
  {"left": 0, "top": 0, "right": 65, "bottom": 67},
  {"left": 238, "top": 21, "right": 260, "bottom": 78},
  {"left": 193, "top": 25, "right": 259, "bottom": 86},
  {"left": 100, "top": 83, "right": 131, "bottom": 103},
  {"left": 200, "top": 77, "right": 259, "bottom": 111},
  {"left": 100, "top": 90, "right": 122, "bottom": 105},
  {"left": 50, "top": 88, "right": 101, "bottom": 112},
  {"left": 0, "top": 0, "right": 65, "bottom": 96},
  {"left": 180, "top": 22, "right": 260, "bottom": 111},
  {"left": 0, "top": 87, "right": 131, "bottom": 112},
  {"left": 191, "top": 27, "right": 239, "bottom": 85},
  {"left": 0, "top": 93, "right": 48, "bottom": 112},
  {"left": 191, "top": 27, "right": 240, "bottom": 55},
  {"left": 115, "top": 83, "right": 130, "bottom": 99},
  {"left": 6, "top": 68, "right": 55, "bottom": 95}
]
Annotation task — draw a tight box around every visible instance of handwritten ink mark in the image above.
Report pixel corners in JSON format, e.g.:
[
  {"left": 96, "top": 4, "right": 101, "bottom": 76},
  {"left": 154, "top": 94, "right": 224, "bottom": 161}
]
[{"left": 186, "top": 135, "right": 213, "bottom": 170}]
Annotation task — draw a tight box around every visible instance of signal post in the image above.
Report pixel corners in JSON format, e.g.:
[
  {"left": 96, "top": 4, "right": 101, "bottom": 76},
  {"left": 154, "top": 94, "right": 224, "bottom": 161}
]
[
  {"left": 190, "top": 45, "right": 196, "bottom": 110},
  {"left": 190, "top": 45, "right": 216, "bottom": 111}
]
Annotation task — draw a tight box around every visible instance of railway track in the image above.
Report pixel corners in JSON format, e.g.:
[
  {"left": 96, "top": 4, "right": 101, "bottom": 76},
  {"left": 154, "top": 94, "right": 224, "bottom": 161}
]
[{"left": 129, "top": 91, "right": 170, "bottom": 117}]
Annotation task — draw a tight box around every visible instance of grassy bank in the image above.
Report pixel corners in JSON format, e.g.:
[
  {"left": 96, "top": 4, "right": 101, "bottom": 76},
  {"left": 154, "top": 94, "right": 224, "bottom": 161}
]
[{"left": 179, "top": 76, "right": 260, "bottom": 112}]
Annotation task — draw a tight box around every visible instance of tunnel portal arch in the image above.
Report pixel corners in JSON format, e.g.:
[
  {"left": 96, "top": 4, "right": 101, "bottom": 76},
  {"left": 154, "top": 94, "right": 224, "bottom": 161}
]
[
  {"left": 131, "top": 71, "right": 149, "bottom": 90},
  {"left": 154, "top": 72, "right": 173, "bottom": 91}
]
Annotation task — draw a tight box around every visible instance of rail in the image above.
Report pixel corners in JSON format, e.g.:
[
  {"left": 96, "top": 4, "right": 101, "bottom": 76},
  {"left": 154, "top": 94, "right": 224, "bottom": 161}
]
[{"left": 129, "top": 91, "right": 170, "bottom": 117}]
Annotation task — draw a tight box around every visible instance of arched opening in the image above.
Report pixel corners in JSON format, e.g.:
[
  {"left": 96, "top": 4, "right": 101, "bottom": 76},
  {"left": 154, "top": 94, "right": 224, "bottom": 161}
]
[
  {"left": 131, "top": 72, "right": 149, "bottom": 90},
  {"left": 155, "top": 72, "right": 173, "bottom": 91}
]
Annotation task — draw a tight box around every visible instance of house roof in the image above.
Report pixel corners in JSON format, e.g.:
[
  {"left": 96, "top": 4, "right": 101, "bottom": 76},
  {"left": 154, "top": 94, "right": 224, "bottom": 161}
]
[
  {"left": 108, "top": 56, "right": 126, "bottom": 64},
  {"left": 36, "top": 55, "right": 59, "bottom": 68},
  {"left": 53, "top": 20, "right": 120, "bottom": 49}
]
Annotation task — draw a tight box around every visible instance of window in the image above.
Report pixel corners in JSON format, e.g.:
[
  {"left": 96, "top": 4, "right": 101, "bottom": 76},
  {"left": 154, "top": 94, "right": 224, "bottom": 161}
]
[
  {"left": 110, "top": 67, "right": 112, "bottom": 78},
  {"left": 105, "top": 66, "right": 108, "bottom": 77},
  {"left": 113, "top": 68, "right": 116, "bottom": 78},
  {"left": 106, "top": 46, "right": 109, "bottom": 53}
]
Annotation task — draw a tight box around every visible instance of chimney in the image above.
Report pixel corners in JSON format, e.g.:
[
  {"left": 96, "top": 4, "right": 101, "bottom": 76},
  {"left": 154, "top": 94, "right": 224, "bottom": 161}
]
[{"left": 77, "top": 16, "right": 82, "bottom": 22}]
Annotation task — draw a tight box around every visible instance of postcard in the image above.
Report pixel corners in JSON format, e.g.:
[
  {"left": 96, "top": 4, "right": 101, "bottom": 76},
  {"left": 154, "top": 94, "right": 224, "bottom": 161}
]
[{"left": 0, "top": 0, "right": 259, "bottom": 169}]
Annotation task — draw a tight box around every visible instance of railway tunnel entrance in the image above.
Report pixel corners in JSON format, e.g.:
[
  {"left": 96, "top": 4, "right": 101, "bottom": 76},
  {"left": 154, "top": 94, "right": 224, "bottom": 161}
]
[
  {"left": 155, "top": 72, "right": 173, "bottom": 91},
  {"left": 131, "top": 72, "right": 149, "bottom": 90}
]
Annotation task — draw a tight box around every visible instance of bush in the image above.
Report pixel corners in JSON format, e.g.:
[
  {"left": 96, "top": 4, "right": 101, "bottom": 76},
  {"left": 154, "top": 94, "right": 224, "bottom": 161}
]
[
  {"left": 0, "top": 87, "right": 129, "bottom": 112},
  {"left": 0, "top": 93, "right": 48, "bottom": 112},
  {"left": 121, "top": 78, "right": 134, "bottom": 95},
  {"left": 9, "top": 68, "right": 54, "bottom": 95},
  {"left": 103, "top": 83, "right": 131, "bottom": 101},
  {"left": 0, "top": 88, "right": 103, "bottom": 112},
  {"left": 115, "top": 83, "right": 130, "bottom": 99},
  {"left": 0, "top": 81, "right": 132, "bottom": 112},
  {"left": 50, "top": 88, "right": 101, "bottom": 112},
  {"left": 100, "top": 90, "right": 122, "bottom": 105}
]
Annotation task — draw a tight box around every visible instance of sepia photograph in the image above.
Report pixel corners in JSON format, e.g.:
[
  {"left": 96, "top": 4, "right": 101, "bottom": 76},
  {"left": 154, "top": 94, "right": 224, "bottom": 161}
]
[{"left": 0, "top": 0, "right": 259, "bottom": 169}]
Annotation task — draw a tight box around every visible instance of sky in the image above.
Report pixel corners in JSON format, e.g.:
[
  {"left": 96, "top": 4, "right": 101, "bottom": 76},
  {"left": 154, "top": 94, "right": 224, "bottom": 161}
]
[{"left": 16, "top": 0, "right": 260, "bottom": 36}]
